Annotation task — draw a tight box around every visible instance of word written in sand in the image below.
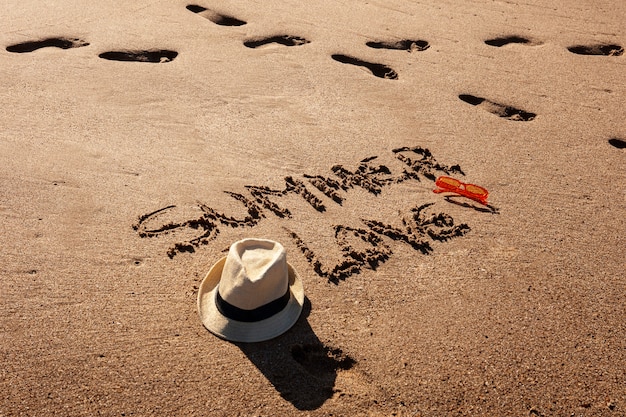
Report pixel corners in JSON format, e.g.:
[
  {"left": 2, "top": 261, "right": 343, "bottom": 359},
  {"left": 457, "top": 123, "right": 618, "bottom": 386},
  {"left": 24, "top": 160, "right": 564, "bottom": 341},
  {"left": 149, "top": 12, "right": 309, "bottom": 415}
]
[{"left": 134, "top": 147, "right": 471, "bottom": 283}]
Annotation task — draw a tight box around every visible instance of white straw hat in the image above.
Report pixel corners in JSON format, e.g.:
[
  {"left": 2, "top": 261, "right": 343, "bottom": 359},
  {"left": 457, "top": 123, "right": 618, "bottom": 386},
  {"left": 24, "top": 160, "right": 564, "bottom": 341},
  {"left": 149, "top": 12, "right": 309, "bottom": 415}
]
[{"left": 197, "top": 239, "right": 304, "bottom": 342}]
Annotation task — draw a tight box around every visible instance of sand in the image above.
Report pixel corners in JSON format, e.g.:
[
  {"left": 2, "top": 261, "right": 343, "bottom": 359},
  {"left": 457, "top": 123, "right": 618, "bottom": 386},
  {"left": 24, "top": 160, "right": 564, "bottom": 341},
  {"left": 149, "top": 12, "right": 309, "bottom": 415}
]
[{"left": 1, "top": 0, "right": 625, "bottom": 415}]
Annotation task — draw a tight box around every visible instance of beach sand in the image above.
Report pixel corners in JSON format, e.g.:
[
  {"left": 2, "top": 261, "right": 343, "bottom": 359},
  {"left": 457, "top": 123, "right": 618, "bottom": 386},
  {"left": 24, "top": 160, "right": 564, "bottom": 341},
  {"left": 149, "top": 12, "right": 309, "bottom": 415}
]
[{"left": 1, "top": 0, "right": 624, "bottom": 415}]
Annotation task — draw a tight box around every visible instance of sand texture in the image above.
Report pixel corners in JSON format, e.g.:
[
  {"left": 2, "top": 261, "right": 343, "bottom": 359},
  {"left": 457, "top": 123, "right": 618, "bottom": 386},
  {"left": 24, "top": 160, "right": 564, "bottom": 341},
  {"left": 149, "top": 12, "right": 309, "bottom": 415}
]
[{"left": 1, "top": 0, "right": 625, "bottom": 415}]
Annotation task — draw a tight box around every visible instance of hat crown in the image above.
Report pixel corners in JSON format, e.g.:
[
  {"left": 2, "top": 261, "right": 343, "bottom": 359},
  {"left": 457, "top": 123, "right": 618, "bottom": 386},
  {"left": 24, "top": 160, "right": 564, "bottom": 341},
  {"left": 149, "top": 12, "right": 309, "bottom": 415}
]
[{"left": 218, "top": 239, "right": 289, "bottom": 310}]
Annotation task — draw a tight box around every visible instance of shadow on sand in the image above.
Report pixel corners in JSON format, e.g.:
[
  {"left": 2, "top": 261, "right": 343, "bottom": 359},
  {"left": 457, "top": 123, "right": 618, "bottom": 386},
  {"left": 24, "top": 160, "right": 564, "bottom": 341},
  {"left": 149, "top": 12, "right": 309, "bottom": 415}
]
[
  {"left": 444, "top": 195, "right": 500, "bottom": 214},
  {"left": 235, "top": 298, "right": 355, "bottom": 410}
]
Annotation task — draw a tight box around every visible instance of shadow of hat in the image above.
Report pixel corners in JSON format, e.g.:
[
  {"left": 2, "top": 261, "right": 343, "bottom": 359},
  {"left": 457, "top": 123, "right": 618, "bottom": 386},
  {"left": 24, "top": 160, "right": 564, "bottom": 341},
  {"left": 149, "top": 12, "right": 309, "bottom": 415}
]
[{"left": 236, "top": 298, "right": 355, "bottom": 410}]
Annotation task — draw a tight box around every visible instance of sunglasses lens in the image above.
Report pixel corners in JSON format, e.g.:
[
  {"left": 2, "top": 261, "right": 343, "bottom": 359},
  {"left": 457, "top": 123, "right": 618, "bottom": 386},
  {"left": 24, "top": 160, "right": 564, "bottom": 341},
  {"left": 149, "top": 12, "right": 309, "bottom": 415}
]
[
  {"left": 466, "top": 184, "right": 487, "bottom": 195},
  {"left": 438, "top": 177, "right": 460, "bottom": 188}
]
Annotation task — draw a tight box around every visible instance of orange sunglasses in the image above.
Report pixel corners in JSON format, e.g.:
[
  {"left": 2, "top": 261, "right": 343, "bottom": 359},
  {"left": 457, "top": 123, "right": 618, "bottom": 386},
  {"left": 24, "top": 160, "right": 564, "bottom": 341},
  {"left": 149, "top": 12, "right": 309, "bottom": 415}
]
[{"left": 433, "top": 176, "right": 489, "bottom": 205}]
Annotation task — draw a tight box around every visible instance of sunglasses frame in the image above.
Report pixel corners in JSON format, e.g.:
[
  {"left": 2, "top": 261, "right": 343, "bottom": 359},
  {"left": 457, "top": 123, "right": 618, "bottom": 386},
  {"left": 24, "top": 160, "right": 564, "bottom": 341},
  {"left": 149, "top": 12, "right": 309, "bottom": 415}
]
[{"left": 433, "top": 176, "right": 489, "bottom": 205}]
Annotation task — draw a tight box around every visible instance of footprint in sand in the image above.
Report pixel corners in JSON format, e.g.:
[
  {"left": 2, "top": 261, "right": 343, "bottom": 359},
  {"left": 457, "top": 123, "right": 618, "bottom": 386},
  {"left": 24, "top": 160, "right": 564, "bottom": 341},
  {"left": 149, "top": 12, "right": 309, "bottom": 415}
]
[
  {"left": 290, "top": 343, "right": 393, "bottom": 411},
  {"left": 186, "top": 4, "right": 246, "bottom": 26},
  {"left": 484, "top": 35, "right": 542, "bottom": 47},
  {"left": 98, "top": 50, "right": 178, "bottom": 63},
  {"left": 459, "top": 94, "right": 536, "bottom": 121},
  {"left": 244, "top": 35, "right": 310, "bottom": 49},
  {"left": 331, "top": 54, "right": 398, "bottom": 80},
  {"left": 567, "top": 43, "right": 623, "bottom": 56},
  {"left": 290, "top": 343, "right": 356, "bottom": 378},
  {"left": 6, "top": 37, "right": 89, "bottom": 53},
  {"left": 608, "top": 138, "right": 626, "bottom": 149},
  {"left": 366, "top": 39, "right": 430, "bottom": 52}
]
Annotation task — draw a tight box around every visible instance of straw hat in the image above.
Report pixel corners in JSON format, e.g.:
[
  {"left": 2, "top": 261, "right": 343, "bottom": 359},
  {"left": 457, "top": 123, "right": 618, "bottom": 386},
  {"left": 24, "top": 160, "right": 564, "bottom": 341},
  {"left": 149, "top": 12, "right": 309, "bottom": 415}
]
[{"left": 197, "top": 238, "right": 304, "bottom": 342}]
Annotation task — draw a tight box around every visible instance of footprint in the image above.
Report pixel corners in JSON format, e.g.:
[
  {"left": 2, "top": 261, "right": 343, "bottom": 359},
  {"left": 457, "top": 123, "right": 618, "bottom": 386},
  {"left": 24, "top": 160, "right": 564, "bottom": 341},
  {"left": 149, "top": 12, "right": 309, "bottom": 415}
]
[
  {"left": 459, "top": 94, "right": 536, "bottom": 121},
  {"left": 366, "top": 39, "right": 429, "bottom": 52},
  {"left": 608, "top": 138, "right": 626, "bottom": 149},
  {"left": 484, "top": 35, "right": 541, "bottom": 47},
  {"left": 290, "top": 343, "right": 356, "bottom": 378},
  {"left": 331, "top": 54, "right": 398, "bottom": 80},
  {"left": 567, "top": 44, "right": 623, "bottom": 56},
  {"left": 98, "top": 50, "right": 178, "bottom": 63},
  {"left": 244, "top": 35, "right": 310, "bottom": 49},
  {"left": 6, "top": 37, "right": 89, "bottom": 53},
  {"left": 290, "top": 343, "right": 390, "bottom": 412},
  {"left": 186, "top": 4, "right": 246, "bottom": 26}
]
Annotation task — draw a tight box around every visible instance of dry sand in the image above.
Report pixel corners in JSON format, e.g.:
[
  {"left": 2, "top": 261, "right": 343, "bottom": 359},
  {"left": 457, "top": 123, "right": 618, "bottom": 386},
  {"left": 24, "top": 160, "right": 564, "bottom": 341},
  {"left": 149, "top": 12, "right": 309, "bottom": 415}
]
[{"left": 1, "top": 0, "right": 625, "bottom": 415}]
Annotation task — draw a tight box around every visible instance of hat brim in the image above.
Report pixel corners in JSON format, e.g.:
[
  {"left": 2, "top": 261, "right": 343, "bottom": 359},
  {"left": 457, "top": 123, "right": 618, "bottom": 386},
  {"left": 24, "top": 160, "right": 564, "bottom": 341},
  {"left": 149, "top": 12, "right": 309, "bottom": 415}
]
[{"left": 197, "top": 257, "right": 304, "bottom": 343}]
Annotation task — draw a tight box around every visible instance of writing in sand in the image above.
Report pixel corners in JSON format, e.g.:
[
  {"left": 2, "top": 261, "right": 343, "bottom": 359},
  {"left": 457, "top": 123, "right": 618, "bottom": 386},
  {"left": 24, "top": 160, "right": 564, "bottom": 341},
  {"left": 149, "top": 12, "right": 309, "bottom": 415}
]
[{"left": 134, "top": 146, "right": 473, "bottom": 283}]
